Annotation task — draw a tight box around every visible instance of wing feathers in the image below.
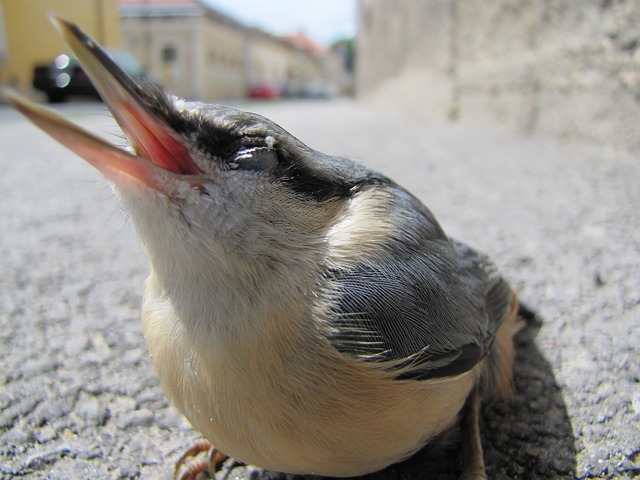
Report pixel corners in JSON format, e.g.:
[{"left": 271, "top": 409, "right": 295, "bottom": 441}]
[{"left": 325, "top": 186, "right": 512, "bottom": 381}]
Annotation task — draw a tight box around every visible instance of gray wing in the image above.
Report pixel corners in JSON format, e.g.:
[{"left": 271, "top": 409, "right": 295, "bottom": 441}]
[{"left": 326, "top": 186, "right": 512, "bottom": 381}]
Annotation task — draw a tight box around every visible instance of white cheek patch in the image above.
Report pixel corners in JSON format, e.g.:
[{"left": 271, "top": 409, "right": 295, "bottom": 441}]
[
  {"left": 172, "top": 96, "right": 189, "bottom": 112},
  {"left": 326, "top": 188, "right": 394, "bottom": 267}
]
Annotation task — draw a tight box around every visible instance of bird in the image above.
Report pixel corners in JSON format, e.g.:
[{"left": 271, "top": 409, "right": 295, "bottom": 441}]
[{"left": 6, "top": 17, "right": 529, "bottom": 480}]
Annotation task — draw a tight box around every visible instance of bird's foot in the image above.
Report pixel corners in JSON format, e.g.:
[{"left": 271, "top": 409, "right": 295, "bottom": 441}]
[
  {"left": 174, "top": 439, "right": 228, "bottom": 480},
  {"left": 458, "top": 393, "right": 488, "bottom": 480}
]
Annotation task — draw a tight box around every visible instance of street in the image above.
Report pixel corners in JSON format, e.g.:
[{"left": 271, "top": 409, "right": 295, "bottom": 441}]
[{"left": 1, "top": 98, "right": 639, "bottom": 479}]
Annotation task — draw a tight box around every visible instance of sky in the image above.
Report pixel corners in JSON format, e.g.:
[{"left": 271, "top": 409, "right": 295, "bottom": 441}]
[{"left": 203, "top": 0, "right": 358, "bottom": 47}]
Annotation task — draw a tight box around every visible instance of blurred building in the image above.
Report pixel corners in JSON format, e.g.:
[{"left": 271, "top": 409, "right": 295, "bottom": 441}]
[
  {"left": 119, "top": 0, "right": 339, "bottom": 100},
  {"left": 0, "top": 4, "right": 7, "bottom": 69},
  {"left": 119, "top": 0, "right": 246, "bottom": 99},
  {"left": 280, "top": 33, "right": 333, "bottom": 98},
  {"left": 246, "top": 28, "right": 301, "bottom": 98},
  {"left": 0, "top": 0, "right": 121, "bottom": 90}
]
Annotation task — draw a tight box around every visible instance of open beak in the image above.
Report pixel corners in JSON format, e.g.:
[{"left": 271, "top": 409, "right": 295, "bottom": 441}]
[{"left": 4, "top": 16, "right": 203, "bottom": 195}]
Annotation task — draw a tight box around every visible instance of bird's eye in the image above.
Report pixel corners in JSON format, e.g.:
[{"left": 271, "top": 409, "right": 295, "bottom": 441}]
[{"left": 227, "top": 146, "right": 278, "bottom": 171}]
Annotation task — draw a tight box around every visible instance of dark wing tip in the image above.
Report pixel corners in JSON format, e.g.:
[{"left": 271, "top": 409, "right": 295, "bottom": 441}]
[{"left": 394, "top": 343, "right": 483, "bottom": 381}]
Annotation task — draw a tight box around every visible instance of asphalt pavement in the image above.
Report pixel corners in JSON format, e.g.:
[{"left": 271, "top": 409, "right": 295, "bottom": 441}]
[{"left": 1, "top": 98, "right": 638, "bottom": 479}]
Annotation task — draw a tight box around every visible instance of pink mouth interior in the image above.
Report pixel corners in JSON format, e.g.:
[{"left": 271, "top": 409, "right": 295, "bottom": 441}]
[{"left": 120, "top": 102, "right": 200, "bottom": 176}]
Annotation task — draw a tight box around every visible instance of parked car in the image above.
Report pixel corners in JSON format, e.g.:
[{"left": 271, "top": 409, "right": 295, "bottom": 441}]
[
  {"left": 248, "top": 84, "right": 280, "bottom": 100},
  {"left": 33, "top": 52, "right": 145, "bottom": 103},
  {"left": 300, "top": 82, "right": 333, "bottom": 99}
]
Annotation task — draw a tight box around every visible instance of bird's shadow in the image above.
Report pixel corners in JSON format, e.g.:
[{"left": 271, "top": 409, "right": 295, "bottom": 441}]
[{"left": 218, "top": 315, "right": 576, "bottom": 480}]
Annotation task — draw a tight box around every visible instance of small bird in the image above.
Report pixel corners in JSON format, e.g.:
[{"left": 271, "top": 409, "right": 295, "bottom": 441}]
[{"left": 7, "top": 17, "right": 528, "bottom": 480}]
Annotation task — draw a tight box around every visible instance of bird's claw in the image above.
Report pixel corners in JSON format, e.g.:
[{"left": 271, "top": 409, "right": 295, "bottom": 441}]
[{"left": 174, "top": 439, "right": 228, "bottom": 480}]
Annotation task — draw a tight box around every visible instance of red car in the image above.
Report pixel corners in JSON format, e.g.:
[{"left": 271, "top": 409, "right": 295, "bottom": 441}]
[{"left": 248, "top": 84, "right": 280, "bottom": 99}]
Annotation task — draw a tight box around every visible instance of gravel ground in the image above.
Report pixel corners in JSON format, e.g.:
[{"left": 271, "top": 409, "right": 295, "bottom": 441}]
[{"left": 1, "top": 99, "right": 638, "bottom": 479}]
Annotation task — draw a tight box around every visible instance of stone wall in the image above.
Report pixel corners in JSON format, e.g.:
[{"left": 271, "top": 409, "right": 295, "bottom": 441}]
[{"left": 356, "top": 0, "right": 640, "bottom": 150}]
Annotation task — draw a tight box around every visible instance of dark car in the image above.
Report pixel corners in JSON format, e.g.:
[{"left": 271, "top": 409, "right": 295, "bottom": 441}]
[{"left": 33, "top": 52, "right": 145, "bottom": 103}]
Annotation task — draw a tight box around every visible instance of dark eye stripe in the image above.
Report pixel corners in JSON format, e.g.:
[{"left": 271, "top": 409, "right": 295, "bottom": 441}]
[{"left": 277, "top": 162, "right": 352, "bottom": 201}]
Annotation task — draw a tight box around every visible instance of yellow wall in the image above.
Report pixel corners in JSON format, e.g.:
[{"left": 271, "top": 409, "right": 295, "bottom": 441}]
[{"left": 0, "top": 0, "right": 121, "bottom": 89}]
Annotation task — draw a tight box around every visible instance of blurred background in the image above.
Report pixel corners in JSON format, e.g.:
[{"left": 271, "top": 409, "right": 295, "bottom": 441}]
[
  {"left": 0, "top": 0, "right": 638, "bottom": 151},
  {"left": 0, "top": 0, "right": 356, "bottom": 101}
]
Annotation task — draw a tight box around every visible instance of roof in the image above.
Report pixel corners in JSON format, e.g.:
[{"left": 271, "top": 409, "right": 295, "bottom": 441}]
[{"left": 280, "top": 32, "right": 326, "bottom": 55}]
